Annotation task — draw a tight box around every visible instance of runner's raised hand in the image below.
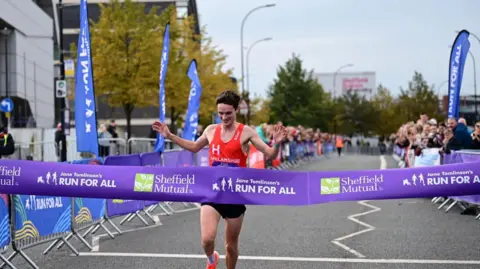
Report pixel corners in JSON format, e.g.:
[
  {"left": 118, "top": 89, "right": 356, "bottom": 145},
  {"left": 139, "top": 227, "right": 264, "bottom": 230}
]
[
  {"left": 272, "top": 125, "right": 287, "bottom": 143},
  {"left": 152, "top": 120, "right": 171, "bottom": 138}
]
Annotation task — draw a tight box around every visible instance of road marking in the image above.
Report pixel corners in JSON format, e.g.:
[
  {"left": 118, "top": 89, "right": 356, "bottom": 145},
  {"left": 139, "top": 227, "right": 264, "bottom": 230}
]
[
  {"left": 74, "top": 252, "right": 480, "bottom": 265},
  {"left": 331, "top": 156, "right": 386, "bottom": 258}
]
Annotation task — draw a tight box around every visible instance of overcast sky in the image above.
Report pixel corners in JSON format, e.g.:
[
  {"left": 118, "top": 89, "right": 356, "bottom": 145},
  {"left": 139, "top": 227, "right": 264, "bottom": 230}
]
[{"left": 196, "top": 0, "right": 480, "bottom": 99}]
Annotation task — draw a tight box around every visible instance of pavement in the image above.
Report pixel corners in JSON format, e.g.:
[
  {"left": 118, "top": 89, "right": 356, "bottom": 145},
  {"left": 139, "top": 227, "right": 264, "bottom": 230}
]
[{"left": 6, "top": 153, "right": 480, "bottom": 269}]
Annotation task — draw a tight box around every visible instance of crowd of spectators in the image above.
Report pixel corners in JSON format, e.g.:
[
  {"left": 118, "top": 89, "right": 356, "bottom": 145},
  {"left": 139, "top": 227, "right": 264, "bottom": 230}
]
[
  {"left": 391, "top": 113, "right": 480, "bottom": 215},
  {"left": 249, "top": 122, "right": 354, "bottom": 165},
  {"left": 391, "top": 113, "right": 480, "bottom": 167}
]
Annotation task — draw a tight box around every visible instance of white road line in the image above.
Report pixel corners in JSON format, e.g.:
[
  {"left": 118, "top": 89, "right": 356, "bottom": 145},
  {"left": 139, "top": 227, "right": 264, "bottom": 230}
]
[
  {"left": 330, "top": 156, "right": 386, "bottom": 258},
  {"left": 73, "top": 252, "right": 480, "bottom": 265}
]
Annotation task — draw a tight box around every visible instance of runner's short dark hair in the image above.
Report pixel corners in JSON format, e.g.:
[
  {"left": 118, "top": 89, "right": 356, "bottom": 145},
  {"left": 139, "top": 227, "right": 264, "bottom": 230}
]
[{"left": 216, "top": 90, "right": 240, "bottom": 110}]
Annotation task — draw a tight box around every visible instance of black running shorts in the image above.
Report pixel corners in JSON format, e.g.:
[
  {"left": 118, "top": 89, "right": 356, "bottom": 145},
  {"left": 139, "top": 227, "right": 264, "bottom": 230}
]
[{"left": 201, "top": 203, "right": 246, "bottom": 219}]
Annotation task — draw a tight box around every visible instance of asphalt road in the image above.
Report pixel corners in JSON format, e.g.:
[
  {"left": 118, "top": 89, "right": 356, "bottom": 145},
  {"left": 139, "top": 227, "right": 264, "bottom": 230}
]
[{"left": 6, "top": 154, "right": 480, "bottom": 269}]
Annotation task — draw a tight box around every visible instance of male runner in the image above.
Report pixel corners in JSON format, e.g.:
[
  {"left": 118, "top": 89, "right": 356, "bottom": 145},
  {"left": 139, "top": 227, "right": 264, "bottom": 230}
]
[{"left": 152, "top": 90, "right": 286, "bottom": 269}]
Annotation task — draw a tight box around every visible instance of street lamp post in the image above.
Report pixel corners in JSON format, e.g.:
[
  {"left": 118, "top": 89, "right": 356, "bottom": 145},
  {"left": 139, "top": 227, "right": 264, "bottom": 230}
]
[
  {"left": 246, "top": 37, "right": 272, "bottom": 95},
  {"left": 332, "top": 63, "right": 354, "bottom": 99},
  {"left": 1, "top": 27, "right": 12, "bottom": 129},
  {"left": 468, "top": 51, "right": 478, "bottom": 120},
  {"left": 240, "top": 4, "right": 275, "bottom": 125},
  {"left": 456, "top": 30, "right": 480, "bottom": 120},
  {"left": 332, "top": 63, "right": 353, "bottom": 138}
]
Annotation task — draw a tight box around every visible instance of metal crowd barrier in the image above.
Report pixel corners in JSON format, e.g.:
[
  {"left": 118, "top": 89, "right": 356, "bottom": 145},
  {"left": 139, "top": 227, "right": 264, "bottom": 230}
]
[
  {"left": 0, "top": 148, "right": 209, "bottom": 269},
  {"left": 392, "top": 146, "right": 480, "bottom": 220}
]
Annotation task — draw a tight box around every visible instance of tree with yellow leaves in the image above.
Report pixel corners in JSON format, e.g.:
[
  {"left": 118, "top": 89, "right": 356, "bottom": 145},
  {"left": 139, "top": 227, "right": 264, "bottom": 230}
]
[{"left": 69, "top": 0, "right": 236, "bottom": 140}]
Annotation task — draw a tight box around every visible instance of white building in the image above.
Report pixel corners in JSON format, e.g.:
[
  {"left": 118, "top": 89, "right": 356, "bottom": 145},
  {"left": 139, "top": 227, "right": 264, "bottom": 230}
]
[
  {"left": 313, "top": 71, "right": 377, "bottom": 100},
  {"left": 0, "top": 0, "right": 55, "bottom": 128}
]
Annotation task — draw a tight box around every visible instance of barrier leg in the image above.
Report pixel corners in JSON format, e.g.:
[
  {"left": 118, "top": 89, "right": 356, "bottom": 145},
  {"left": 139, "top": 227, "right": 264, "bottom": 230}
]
[
  {"left": 43, "top": 238, "right": 62, "bottom": 255},
  {"left": 17, "top": 250, "right": 39, "bottom": 269},
  {"left": 0, "top": 254, "right": 16, "bottom": 269},
  {"left": 159, "top": 203, "right": 173, "bottom": 215},
  {"left": 105, "top": 218, "right": 123, "bottom": 235},
  {"left": 438, "top": 198, "right": 451, "bottom": 210},
  {"left": 444, "top": 200, "right": 458, "bottom": 213},
  {"left": 142, "top": 209, "right": 161, "bottom": 224},
  {"left": 475, "top": 213, "right": 480, "bottom": 220},
  {"left": 164, "top": 202, "right": 176, "bottom": 214},
  {"left": 57, "top": 223, "right": 96, "bottom": 250},
  {"left": 60, "top": 236, "right": 79, "bottom": 256},
  {"left": 119, "top": 213, "right": 135, "bottom": 224},
  {"left": 0, "top": 251, "right": 18, "bottom": 269}
]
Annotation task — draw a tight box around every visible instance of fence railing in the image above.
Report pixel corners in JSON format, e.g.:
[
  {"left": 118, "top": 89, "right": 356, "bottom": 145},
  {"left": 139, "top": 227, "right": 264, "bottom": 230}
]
[
  {"left": 0, "top": 148, "right": 209, "bottom": 269},
  {"left": 392, "top": 146, "right": 480, "bottom": 220}
]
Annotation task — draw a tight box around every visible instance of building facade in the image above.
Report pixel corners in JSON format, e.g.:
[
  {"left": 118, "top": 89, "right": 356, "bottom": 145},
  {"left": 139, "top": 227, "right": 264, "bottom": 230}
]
[
  {"left": 441, "top": 95, "right": 480, "bottom": 125},
  {"left": 313, "top": 71, "right": 377, "bottom": 100},
  {"left": 33, "top": 0, "right": 200, "bottom": 137},
  {"left": 0, "top": 0, "right": 55, "bottom": 129}
]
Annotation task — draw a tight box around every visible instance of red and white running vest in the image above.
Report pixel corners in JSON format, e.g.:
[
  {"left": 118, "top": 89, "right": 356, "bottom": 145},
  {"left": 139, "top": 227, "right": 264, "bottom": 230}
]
[{"left": 209, "top": 124, "right": 248, "bottom": 168}]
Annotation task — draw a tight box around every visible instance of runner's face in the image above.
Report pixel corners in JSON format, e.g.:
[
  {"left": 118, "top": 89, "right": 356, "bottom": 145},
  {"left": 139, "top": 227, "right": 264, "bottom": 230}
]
[{"left": 217, "top": 103, "right": 236, "bottom": 126}]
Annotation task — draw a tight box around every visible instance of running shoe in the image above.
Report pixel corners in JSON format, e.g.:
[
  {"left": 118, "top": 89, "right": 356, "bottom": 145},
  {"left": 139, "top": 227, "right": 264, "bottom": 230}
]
[{"left": 206, "top": 251, "right": 220, "bottom": 269}]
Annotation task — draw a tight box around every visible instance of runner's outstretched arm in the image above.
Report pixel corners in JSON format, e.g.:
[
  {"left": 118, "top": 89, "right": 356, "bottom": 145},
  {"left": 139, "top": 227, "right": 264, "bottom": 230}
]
[
  {"left": 152, "top": 121, "right": 210, "bottom": 153},
  {"left": 247, "top": 125, "right": 286, "bottom": 159}
]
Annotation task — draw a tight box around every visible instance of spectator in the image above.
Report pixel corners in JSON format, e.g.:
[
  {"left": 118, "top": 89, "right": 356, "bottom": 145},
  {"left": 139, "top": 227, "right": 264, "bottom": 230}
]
[
  {"left": 98, "top": 123, "right": 111, "bottom": 157},
  {"left": 54, "top": 123, "right": 63, "bottom": 161},
  {"left": 447, "top": 117, "right": 472, "bottom": 149},
  {"left": 107, "top": 119, "right": 119, "bottom": 154},
  {"left": 0, "top": 126, "right": 15, "bottom": 158},
  {"left": 441, "top": 127, "right": 462, "bottom": 154},
  {"left": 471, "top": 121, "right": 480, "bottom": 149}
]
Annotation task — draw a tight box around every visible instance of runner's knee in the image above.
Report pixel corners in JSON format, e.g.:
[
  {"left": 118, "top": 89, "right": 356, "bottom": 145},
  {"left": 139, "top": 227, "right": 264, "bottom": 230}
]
[
  {"left": 201, "top": 237, "right": 215, "bottom": 249},
  {"left": 225, "top": 241, "right": 238, "bottom": 255}
]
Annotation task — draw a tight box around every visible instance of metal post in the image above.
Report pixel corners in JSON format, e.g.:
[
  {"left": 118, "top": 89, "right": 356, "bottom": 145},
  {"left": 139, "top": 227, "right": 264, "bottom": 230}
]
[
  {"left": 1, "top": 29, "right": 11, "bottom": 129},
  {"left": 332, "top": 63, "right": 353, "bottom": 135},
  {"left": 246, "top": 37, "right": 272, "bottom": 93},
  {"left": 240, "top": 4, "right": 275, "bottom": 125},
  {"left": 468, "top": 51, "right": 478, "bottom": 120},
  {"left": 58, "top": 0, "right": 67, "bottom": 162}
]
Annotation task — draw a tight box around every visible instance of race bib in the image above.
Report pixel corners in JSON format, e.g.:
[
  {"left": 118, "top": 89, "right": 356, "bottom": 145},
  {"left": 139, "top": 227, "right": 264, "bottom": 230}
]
[{"left": 212, "top": 161, "right": 239, "bottom": 168}]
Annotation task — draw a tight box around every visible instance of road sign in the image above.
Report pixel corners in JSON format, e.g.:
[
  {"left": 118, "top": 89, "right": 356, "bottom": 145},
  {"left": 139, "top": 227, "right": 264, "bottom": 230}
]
[
  {"left": 64, "top": 59, "right": 75, "bottom": 78},
  {"left": 56, "top": 80, "right": 67, "bottom": 98},
  {"left": 0, "top": 98, "right": 13, "bottom": 113},
  {"left": 239, "top": 100, "right": 248, "bottom": 115}
]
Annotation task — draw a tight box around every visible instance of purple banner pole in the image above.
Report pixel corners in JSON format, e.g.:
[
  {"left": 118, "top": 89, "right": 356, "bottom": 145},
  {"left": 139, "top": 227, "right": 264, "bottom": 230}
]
[
  {"left": 103, "top": 155, "right": 145, "bottom": 217},
  {"left": 0, "top": 159, "right": 480, "bottom": 205}
]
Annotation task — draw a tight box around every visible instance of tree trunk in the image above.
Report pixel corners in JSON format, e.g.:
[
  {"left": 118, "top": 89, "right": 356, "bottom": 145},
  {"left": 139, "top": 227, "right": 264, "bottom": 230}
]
[{"left": 123, "top": 103, "right": 134, "bottom": 153}]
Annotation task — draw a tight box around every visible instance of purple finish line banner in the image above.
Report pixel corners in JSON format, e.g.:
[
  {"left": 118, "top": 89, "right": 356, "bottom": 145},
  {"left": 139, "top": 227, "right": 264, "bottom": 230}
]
[{"left": 0, "top": 160, "right": 480, "bottom": 205}]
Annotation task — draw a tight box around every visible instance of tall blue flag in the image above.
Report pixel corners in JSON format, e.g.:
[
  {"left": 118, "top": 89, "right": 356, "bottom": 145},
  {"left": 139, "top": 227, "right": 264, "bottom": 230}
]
[
  {"left": 154, "top": 23, "right": 170, "bottom": 152},
  {"left": 182, "top": 60, "right": 203, "bottom": 141},
  {"left": 75, "top": 0, "right": 98, "bottom": 156},
  {"left": 448, "top": 30, "right": 470, "bottom": 119}
]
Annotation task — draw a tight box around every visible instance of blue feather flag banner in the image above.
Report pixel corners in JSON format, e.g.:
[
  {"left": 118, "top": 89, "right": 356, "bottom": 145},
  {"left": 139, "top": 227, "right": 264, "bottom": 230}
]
[
  {"left": 182, "top": 60, "right": 203, "bottom": 141},
  {"left": 154, "top": 23, "right": 170, "bottom": 152},
  {"left": 447, "top": 30, "right": 470, "bottom": 119},
  {"left": 75, "top": 0, "right": 99, "bottom": 156}
]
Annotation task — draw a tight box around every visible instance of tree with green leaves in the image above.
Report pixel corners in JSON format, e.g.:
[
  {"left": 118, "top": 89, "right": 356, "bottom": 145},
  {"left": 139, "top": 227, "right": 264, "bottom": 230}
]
[
  {"left": 396, "top": 71, "right": 443, "bottom": 122},
  {"left": 370, "top": 85, "right": 404, "bottom": 137},
  {"left": 267, "top": 53, "right": 332, "bottom": 129},
  {"left": 334, "top": 91, "right": 377, "bottom": 136},
  {"left": 68, "top": 0, "right": 236, "bottom": 139}
]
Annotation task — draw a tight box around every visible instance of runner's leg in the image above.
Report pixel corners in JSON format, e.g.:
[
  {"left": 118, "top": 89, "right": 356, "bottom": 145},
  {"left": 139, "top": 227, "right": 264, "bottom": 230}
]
[
  {"left": 224, "top": 214, "right": 244, "bottom": 269},
  {"left": 200, "top": 205, "right": 221, "bottom": 262}
]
